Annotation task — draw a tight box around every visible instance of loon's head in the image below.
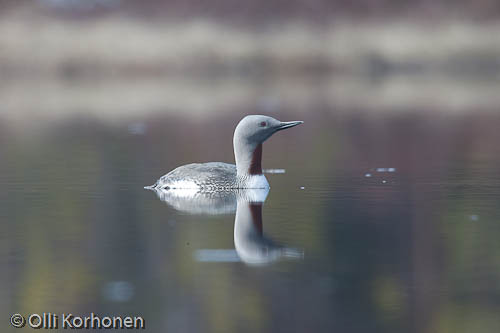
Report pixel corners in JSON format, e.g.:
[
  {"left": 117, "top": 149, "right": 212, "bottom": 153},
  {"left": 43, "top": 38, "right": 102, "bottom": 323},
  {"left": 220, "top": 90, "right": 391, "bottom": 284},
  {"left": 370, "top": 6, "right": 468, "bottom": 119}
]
[
  {"left": 233, "top": 115, "right": 303, "bottom": 176},
  {"left": 234, "top": 115, "right": 303, "bottom": 145}
]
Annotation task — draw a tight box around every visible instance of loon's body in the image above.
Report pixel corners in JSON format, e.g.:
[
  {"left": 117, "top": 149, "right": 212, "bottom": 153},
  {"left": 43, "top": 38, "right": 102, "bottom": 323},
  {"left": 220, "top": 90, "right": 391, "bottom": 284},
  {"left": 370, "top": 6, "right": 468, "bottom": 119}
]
[
  {"left": 155, "top": 162, "right": 269, "bottom": 190},
  {"left": 146, "top": 115, "right": 303, "bottom": 190}
]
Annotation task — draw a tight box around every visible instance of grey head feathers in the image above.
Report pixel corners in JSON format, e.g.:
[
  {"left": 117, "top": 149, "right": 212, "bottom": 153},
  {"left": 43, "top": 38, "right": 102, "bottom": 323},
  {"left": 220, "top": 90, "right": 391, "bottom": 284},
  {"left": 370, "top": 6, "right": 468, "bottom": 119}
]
[{"left": 233, "top": 115, "right": 303, "bottom": 177}]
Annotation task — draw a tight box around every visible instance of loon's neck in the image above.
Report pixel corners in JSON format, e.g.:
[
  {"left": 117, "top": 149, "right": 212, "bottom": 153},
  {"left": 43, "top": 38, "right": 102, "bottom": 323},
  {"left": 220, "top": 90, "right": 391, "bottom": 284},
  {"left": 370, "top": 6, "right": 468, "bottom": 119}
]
[{"left": 234, "top": 137, "right": 262, "bottom": 177}]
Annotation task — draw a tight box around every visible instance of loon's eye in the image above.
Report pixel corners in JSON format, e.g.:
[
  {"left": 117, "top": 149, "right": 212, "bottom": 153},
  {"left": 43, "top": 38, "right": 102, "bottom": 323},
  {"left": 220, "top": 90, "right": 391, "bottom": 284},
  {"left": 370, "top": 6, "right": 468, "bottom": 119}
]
[{"left": 259, "top": 121, "right": 267, "bottom": 127}]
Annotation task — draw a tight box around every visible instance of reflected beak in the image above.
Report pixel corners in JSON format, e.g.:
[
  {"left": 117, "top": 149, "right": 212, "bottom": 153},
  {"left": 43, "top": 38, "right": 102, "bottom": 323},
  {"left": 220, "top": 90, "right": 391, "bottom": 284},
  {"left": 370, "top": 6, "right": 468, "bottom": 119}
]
[{"left": 275, "top": 121, "right": 304, "bottom": 131}]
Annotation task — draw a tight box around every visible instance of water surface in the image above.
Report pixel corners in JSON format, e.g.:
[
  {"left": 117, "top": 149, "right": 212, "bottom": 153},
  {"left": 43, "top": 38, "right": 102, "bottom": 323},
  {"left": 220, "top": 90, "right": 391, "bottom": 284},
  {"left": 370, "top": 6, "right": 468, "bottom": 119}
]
[{"left": 3, "top": 109, "right": 500, "bottom": 332}]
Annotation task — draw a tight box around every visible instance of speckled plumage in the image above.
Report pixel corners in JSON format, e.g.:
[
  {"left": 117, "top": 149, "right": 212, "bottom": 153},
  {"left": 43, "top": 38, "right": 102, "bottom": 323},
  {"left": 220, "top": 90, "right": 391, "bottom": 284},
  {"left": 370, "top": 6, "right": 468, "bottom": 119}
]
[
  {"left": 149, "top": 162, "right": 270, "bottom": 190},
  {"left": 153, "top": 162, "right": 239, "bottom": 189}
]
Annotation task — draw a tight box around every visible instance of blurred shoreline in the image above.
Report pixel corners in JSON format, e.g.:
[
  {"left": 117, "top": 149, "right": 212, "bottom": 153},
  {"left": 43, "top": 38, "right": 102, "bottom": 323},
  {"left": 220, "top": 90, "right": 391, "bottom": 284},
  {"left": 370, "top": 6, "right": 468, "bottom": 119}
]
[
  {"left": 2, "top": 75, "right": 500, "bottom": 125},
  {"left": 1, "top": 6, "right": 500, "bottom": 124},
  {"left": 2, "top": 8, "right": 500, "bottom": 78}
]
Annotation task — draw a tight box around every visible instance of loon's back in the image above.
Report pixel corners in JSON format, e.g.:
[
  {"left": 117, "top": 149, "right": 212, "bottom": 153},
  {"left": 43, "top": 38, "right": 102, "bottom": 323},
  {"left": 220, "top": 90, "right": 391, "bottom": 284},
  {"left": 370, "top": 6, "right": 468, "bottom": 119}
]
[
  {"left": 149, "top": 162, "right": 269, "bottom": 190},
  {"left": 152, "top": 162, "right": 238, "bottom": 190}
]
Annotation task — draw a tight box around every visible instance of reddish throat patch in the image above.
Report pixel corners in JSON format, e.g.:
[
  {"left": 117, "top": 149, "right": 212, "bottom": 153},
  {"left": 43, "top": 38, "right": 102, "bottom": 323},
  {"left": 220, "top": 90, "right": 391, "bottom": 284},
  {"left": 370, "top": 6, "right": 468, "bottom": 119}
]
[{"left": 249, "top": 143, "right": 263, "bottom": 175}]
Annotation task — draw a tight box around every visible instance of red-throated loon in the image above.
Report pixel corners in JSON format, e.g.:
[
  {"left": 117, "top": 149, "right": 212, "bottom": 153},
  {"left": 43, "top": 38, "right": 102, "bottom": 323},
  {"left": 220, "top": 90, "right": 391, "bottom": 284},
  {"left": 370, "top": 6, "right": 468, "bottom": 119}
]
[{"left": 145, "top": 115, "right": 303, "bottom": 190}]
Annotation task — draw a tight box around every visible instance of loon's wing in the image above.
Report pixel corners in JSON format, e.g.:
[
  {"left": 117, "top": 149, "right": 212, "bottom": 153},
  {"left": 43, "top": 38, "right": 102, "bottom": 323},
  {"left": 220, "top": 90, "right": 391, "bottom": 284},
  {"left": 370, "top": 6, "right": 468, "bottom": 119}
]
[{"left": 156, "top": 162, "right": 237, "bottom": 189}]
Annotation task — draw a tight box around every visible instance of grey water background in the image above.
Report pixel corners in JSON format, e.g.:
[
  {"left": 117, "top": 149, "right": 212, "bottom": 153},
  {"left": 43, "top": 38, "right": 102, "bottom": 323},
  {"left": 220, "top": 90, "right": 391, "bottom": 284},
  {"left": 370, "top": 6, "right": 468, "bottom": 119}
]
[
  {"left": 4, "top": 105, "right": 500, "bottom": 333},
  {"left": 3, "top": 1, "right": 500, "bottom": 333}
]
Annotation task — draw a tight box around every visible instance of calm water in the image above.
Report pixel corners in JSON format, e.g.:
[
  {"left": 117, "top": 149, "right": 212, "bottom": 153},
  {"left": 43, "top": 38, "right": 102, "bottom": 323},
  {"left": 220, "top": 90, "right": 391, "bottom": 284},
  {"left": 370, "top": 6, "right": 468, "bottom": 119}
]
[{"left": 3, "top": 109, "right": 500, "bottom": 332}]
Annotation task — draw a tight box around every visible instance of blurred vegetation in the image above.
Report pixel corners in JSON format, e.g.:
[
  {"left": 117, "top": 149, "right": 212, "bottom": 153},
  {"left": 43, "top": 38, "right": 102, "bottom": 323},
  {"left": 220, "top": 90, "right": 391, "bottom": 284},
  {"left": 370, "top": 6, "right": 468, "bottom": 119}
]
[
  {"left": 2, "top": 0, "right": 500, "bottom": 21},
  {"left": 1, "top": 0, "right": 500, "bottom": 121}
]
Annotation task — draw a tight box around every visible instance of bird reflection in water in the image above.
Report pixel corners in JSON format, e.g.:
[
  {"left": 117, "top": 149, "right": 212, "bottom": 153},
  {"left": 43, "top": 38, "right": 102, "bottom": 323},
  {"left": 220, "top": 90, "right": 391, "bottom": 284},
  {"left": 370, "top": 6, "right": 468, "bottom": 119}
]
[{"left": 147, "top": 188, "right": 303, "bottom": 265}]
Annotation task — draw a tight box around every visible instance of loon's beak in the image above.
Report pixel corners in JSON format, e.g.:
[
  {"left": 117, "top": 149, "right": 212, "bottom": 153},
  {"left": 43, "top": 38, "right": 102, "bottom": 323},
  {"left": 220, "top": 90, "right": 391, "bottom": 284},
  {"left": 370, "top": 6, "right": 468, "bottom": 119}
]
[{"left": 275, "top": 120, "right": 304, "bottom": 132}]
